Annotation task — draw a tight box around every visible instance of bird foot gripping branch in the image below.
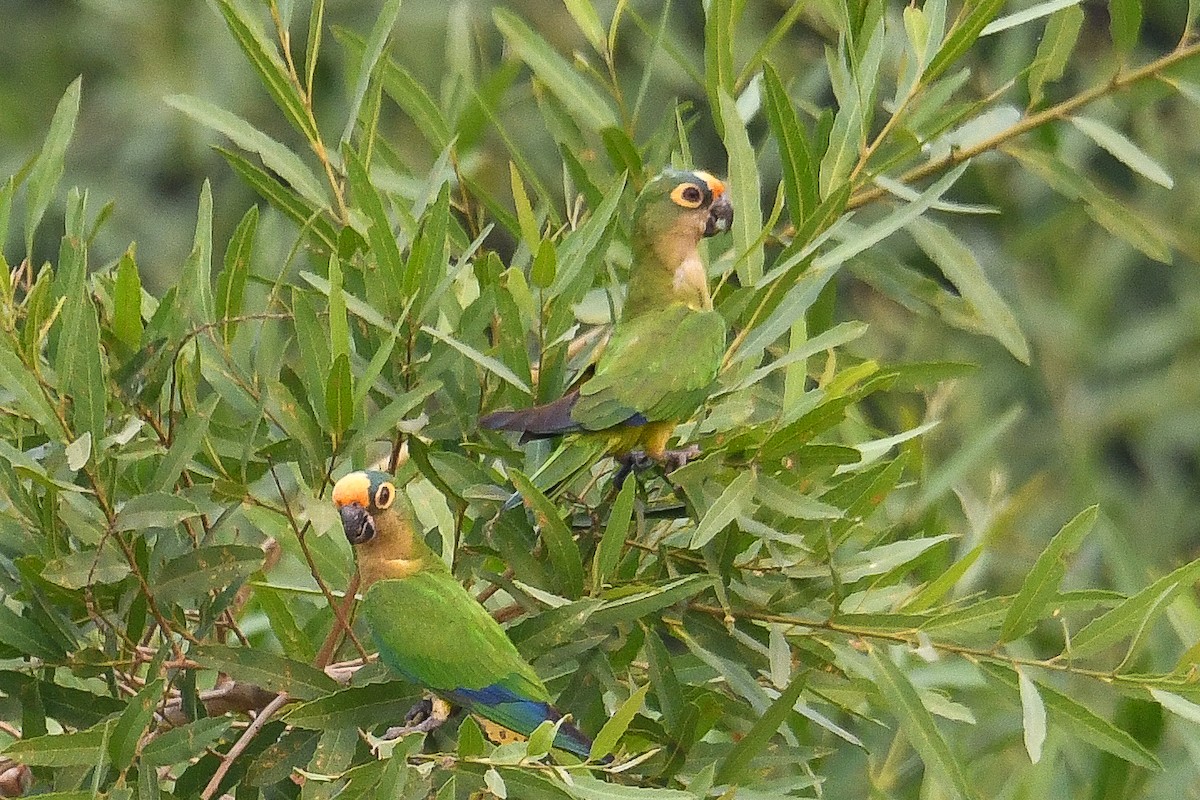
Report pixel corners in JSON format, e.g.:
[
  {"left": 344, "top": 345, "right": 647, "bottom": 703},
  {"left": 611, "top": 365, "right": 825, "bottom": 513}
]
[
  {"left": 613, "top": 444, "right": 702, "bottom": 489},
  {"left": 382, "top": 696, "right": 453, "bottom": 740}
]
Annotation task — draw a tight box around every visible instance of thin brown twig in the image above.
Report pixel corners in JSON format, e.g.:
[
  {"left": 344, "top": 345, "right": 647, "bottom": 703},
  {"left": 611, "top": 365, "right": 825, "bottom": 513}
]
[{"left": 199, "top": 691, "right": 289, "bottom": 800}]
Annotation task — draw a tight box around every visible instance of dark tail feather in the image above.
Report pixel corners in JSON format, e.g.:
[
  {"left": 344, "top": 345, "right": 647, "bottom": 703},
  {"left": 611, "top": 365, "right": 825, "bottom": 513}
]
[
  {"left": 479, "top": 391, "right": 582, "bottom": 442},
  {"left": 554, "top": 716, "right": 600, "bottom": 761}
]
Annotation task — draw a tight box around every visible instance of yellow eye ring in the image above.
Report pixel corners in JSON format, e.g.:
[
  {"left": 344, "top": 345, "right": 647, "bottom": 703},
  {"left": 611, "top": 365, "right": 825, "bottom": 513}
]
[
  {"left": 374, "top": 482, "right": 395, "bottom": 510},
  {"left": 670, "top": 183, "right": 704, "bottom": 208}
]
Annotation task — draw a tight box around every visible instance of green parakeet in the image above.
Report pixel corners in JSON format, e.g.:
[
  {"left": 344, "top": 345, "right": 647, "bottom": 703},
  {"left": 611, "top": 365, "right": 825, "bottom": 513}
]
[
  {"left": 480, "top": 169, "right": 732, "bottom": 481},
  {"left": 333, "top": 470, "right": 596, "bottom": 759}
]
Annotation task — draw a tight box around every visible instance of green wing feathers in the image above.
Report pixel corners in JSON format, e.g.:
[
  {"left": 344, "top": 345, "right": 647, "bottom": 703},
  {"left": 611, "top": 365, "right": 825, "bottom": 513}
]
[
  {"left": 363, "top": 572, "right": 548, "bottom": 702},
  {"left": 572, "top": 304, "right": 726, "bottom": 430}
]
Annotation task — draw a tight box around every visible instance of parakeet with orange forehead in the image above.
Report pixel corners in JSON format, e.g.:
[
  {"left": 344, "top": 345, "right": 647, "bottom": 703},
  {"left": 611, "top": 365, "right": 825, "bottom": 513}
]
[
  {"left": 332, "top": 470, "right": 597, "bottom": 759},
  {"left": 480, "top": 169, "right": 732, "bottom": 488}
]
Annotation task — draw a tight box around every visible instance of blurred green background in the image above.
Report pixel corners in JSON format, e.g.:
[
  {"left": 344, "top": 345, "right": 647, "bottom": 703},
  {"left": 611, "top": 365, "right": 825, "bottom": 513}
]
[{"left": 5, "top": 0, "right": 1200, "bottom": 687}]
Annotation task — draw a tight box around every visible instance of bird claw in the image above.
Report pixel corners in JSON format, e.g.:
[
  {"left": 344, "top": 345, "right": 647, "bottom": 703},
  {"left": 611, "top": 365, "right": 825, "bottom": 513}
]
[
  {"left": 614, "top": 445, "right": 700, "bottom": 488},
  {"left": 382, "top": 696, "right": 452, "bottom": 739}
]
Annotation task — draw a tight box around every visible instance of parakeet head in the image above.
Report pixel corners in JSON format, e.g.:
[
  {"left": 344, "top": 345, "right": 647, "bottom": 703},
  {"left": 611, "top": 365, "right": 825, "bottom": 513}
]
[
  {"left": 332, "top": 470, "right": 406, "bottom": 546},
  {"left": 633, "top": 168, "right": 734, "bottom": 245}
]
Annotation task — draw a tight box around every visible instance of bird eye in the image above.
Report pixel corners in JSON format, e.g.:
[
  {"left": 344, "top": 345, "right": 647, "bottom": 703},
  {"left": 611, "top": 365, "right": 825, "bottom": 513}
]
[
  {"left": 671, "top": 183, "right": 704, "bottom": 208},
  {"left": 374, "top": 482, "right": 394, "bottom": 509}
]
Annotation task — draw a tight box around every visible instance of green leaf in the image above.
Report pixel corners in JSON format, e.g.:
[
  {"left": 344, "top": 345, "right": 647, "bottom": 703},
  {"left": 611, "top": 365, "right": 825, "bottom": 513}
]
[
  {"left": 1028, "top": 5, "right": 1084, "bottom": 106},
  {"left": 926, "top": 0, "right": 1005, "bottom": 82},
  {"left": 908, "top": 217, "right": 1030, "bottom": 363},
  {"left": 218, "top": 147, "right": 338, "bottom": 251},
  {"left": 704, "top": 0, "right": 735, "bottom": 132},
  {"left": 563, "top": 0, "right": 606, "bottom": 53},
  {"left": 1070, "top": 116, "right": 1173, "bottom": 188},
  {"left": 590, "top": 683, "right": 649, "bottom": 760},
  {"left": 215, "top": 0, "right": 319, "bottom": 142},
  {"left": 508, "top": 470, "right": 585, "bottom": 599},
  {"left": 1010, "top": 146, "right": 1170, "bottom": 263},
  {"left": 153, "top": 545, "right": 266, "bottom": 605},
  {"left": 690, "top": 470, "right": 756, "bottom": 549},
  {"left": 561, "top": 774, "right": 696, "bottom": 799},
  {"left": 493, "top": 9, "right": 618, "bottom": 133},
  {"left": 189, "top": 644, "right": 339, "bottom": 701},
  {"left": 113, "top": 246, "right": 144, "bottom": 350},
  {"left": 108, "top": 678, "right": 163, "bottom": 770},
  {"left": 179, "top": 181, "right": 215, "bottom": 324},
  {"left": 422, "top": 325, "right": 530, "bottom": 393},
  {"left": 714, "top": 668, "right": 806, "bottom": 785},
  {"left": 2, "top": 720, "right": 111, "bottom": 767},
  {"left": 113, "top": 492, "right": 202, "bottom": 532},
  {"left": 1000, "top": 506, "right": 1097, "bottom": 643},
  {"left": 25, "top": 76, "right": 81, "bottom": 259},
  {"left": 510, "top": 161, "right": 540, "bottom": 253},
  {"left": 593, "top": 478, "right": 634, "bottom": 592},
  {"left": 167, "top": 95, "right": 328, "bottom": 206},
  {"left": 1150, "top": 688, "right": 1200, "bottom": 726},
  {"left": 141, "top": 717, "right": 231, "bottom": 767},
  {"left": 872, "top": 649, "right": 976, "bottom": 799},
  {"left": 1070, "top": 557, "right": 1200, "bottom": 658},
  {"left": 718, "top": 88, "right": 763, "bottom": 286},
  {"left": 980, "top": 0, "right": 1083, "bottom": 35},
  {"left": 215, "top": 205, "right": 257, "bottom": 345},
  {"left": 590, "top": 575, "right": 716, "bottom": 628},
  {"left": 763, "top": 64, "right": 816, "bottom": 228},
  {"left": 549, "top": 173, "right": 626, "bottom": 294},
  {"left": 340, "top": 0, "right": 403, "bottom": 145},
  {"left": 1017, "top": 668, "right": 1046, "bottom": 764},
  {"left": 42, "top": 547, "right": 131, "bottom": 590},
  {"left": 0, "top": 604, "right": 63, "bottom": 660},
  {"left": 325, "top": 353, "right": 354, "bottom": 439},
  {"left": 285, "top": 681, "right": 419, "bottom": 730},
  {"left": 982, "top": 663, "right": 1160, "bottom": 769},
  {"left": 151, "top": 395, "right": 219, "bottom": 492},
  {"left": 54, "top": 237, "right": 106, "bottom": 443},
  {"left": 1109, "top": 0, "right": 1141, "bottom": 52},
  {"left": 530, "top": 238, "right": 557, "bottom": 289}
]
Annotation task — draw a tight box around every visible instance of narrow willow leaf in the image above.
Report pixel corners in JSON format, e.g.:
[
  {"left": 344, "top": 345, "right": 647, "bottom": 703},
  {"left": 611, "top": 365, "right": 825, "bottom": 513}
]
[
  {"left": 1150, "top": 688, "right": 1200, "bottom": 726},
  {"left": 1000, "top": 506, "right": 1097, "bottom": 643},
  {"left": 714, "top": 670, "right": 806, "bottom": 786},
  {"left": 718, "top": 88, "right": 763, "bottom": 285},
  {"left": 594, "top": 478, "right": 634, "bottom": 591},
  {"left": 982, "top": 663, "right": 1160, "bottom": 769},
  {"left": 422, "top": 325, "right": 530, "bottom": 393},
  {"left": 341, "top": 0, "right": 403, "bottom": 144},
  {"left": 151, "top": 395, "right": 219, "bottom": 492},
  {"left": 839, "top": 535, "right": 957, "bottom": 582},
  {"left": 304, "top": 0, "right": 325, "bottom": 93},
  {"left": 493, "top": 9, "right": 618, "bottom": 133},
  {"left": 762, "top": 63, "right": 816, "bottom": 227},
  {"left": 926, "top": 0, "right": 1004, "bottom": 81},
  {"left": 167, "top": 95, "right": 328, "bottom": 206},
  {"left": 344, "top": 147, "right": 406, "bottom": 314},
  {"left": 113, "top": 246, "right": 144, "bottom": 350},
  {"left": 218, "top": 147, "right": 338, "bottom": 251},
  {"left": 908, "top": 217, "right": 1030, "bottom": 363},
  {"left": 25, "top": 76, "right": 81, "bottom": 258},
  {"left": 42, "top": 548, "right": 131, "bottom": 590},
  {"left": 189, "top": 645, "right": 338, "bottom": 701},
  {"left": 109, "top": 678, "right": 163, "bottom": 770},
  {"left": 563, "top": 0, "right": 606, "bottom": 53},
  {"left": 1011, "top": 147, "right": 1169, "bottom": 262},
  {"left": 215, "top": 0, "right": 319, "bottom": 142},
  {"left": 1, "top": 721, "right": 112, "bottom": 766},
  {"left": 0, "top": 604, "right": 63, "bottom": 660},
  {"left": 690, "top": 470, "right": 757, "bottom": 549},
  {"left": 1070, "top": 116, "right": 1173, "bottom": 188},
  {"left": 153, "top": 545, "right": 266, "bottom": 605},
  {"left": 510, "top": 161, "right": 540, "bottom": 252},
  {"left": 590, "top": 683, "right": 650, "bottom": 760},
  {"left": 1109, "top": 0, "right": 1141, "bottom": 52},
  {"left": 819, "top": 57, "right": 862, "bottom": 198},
  {"left": 904, "top": 543, "right": 984, "bottom": 612},
  {"left": 1070, "top": 557, "right": 1200, "bottom": 658},
  {"left": 508, "top": 470, "right": 585, "bottom": 599},
  {"left": 549, "top": 173, "right": 626, "bottom": 294},
  {"left": 1017, "top": 668, "right": 1046, "bottom": 764},
  {"left": 980, "top": 0, "right": 1082, "bottom": 35},
  {"left": 872, "top": 650, "right": 975, "bottom": 800},
  {"left": 113, "top": 493, "right": 201, "bottom": 532},
  {"left": 141, "top": 718, "right": 231, "bottom": 767},
  {"left": 325, "top": 353, "right": 354, "bottom": 438},
  {"left": 704, "top": 0, "right": 736, "bottom": 134},
  {"left": 1028, "top": 6, "right": 1084, "bottom": 106},
  {"left": 285, "top": 682, "right": 418, "bottom": 730},
  {"left": 215, "top": 206, "right": 256, "bottom": 345},
  {"left": 589, "top": 575, "right": 716, "bottom": 629}
]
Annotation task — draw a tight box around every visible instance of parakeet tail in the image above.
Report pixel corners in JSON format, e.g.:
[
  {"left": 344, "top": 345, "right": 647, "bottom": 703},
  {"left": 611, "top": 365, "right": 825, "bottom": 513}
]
[{"left": 479, "top": 391, "right": 582, "bottom": 441}]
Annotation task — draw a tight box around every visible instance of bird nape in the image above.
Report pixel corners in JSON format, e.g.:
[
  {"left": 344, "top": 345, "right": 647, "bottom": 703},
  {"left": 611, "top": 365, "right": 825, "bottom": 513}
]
[
  {"left": 480, "top": 168, "right": 733, "bottom": 499},
  {"left": 332, "top": 470, "right": 598, "bottom": 760}
]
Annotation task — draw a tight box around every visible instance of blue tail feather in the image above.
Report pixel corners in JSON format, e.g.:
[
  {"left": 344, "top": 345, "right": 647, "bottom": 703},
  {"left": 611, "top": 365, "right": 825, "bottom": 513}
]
[{"left": 454, "top": 684, "right": 594, "bottom": 760}]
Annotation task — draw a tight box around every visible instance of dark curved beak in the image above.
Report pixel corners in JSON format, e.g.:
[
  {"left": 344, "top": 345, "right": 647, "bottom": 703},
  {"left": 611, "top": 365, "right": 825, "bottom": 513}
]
[
  {"left": 339, "top": 504, "right": 375, "bottom": 545},
  {"left": 704, "top": 194, "right": 733, "bottom": 237}
]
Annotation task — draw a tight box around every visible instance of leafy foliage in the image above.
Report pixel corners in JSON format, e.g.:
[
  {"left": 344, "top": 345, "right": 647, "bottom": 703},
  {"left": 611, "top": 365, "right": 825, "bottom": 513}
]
[{"left": 1, "top": 1, "right": 1200, "bottom": 799}]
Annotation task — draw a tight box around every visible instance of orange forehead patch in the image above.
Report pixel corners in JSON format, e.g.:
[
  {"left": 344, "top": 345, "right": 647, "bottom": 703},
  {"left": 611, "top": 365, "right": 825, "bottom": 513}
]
[
  {"left": 694, "top": 170, "right": 725, "bottom": 198},
  {"left": 332, "top": 472, "right": 371, "bottom": 507}
]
